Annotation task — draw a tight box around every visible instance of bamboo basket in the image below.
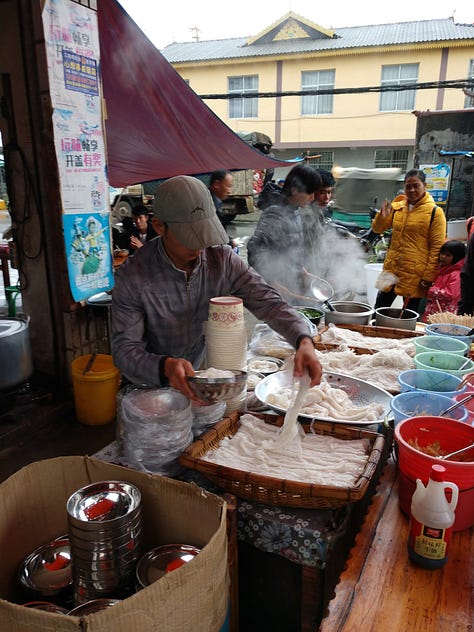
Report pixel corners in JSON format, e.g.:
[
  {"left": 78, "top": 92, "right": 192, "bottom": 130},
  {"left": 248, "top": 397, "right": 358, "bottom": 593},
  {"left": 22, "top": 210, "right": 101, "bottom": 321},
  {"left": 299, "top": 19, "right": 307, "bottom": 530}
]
[
  {"left": 179, "top": 412, "right": 386, "bottom": 509},
  {"left": 313, "top": 324, "right": 423, "bottom": 355}
]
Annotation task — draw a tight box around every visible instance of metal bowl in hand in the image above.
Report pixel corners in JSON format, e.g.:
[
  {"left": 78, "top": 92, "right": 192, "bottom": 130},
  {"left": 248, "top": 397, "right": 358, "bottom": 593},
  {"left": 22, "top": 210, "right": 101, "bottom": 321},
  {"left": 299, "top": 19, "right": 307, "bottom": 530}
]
[{"left": 187, "top": 370, "right": 247, "bottom": 402}]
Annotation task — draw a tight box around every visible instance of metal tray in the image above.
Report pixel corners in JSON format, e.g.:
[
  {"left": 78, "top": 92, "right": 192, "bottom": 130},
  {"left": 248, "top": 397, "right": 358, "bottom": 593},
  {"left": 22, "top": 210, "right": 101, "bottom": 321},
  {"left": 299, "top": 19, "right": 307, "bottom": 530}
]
[{"left": 254, "top": 370, "right": 392, "bottom": 425}]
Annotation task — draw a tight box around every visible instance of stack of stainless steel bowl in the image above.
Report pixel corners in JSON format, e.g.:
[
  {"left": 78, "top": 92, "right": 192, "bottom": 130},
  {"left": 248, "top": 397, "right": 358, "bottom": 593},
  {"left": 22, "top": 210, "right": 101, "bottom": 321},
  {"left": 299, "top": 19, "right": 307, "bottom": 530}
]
[{"left": 66, "top": 480, "right": 142, "bottom": 605}]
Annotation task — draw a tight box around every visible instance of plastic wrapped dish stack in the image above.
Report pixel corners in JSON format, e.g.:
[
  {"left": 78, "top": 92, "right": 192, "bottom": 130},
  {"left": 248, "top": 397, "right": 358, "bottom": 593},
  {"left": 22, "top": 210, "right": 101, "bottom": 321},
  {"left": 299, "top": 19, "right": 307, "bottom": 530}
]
[{"left": 117, "top": 387, "right": 193, "bottom": 476}]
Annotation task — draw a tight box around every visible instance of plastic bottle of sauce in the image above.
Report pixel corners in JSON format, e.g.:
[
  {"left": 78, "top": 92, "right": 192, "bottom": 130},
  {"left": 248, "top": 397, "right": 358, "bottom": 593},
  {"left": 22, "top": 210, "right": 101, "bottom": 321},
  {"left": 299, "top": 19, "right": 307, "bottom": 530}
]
[{"left": 407, "top": 464, "right": 459, "bottom": 569}]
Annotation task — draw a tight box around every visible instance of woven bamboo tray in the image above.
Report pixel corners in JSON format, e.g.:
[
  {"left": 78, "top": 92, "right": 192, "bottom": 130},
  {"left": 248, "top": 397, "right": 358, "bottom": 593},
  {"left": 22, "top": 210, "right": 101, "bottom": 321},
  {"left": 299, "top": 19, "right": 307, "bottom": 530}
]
[
  {"left": 313, "top": 324, "right": 422, "bottom": 354},
  {"left": 179, "top": 412, "right": 386, "bottom": 509}
]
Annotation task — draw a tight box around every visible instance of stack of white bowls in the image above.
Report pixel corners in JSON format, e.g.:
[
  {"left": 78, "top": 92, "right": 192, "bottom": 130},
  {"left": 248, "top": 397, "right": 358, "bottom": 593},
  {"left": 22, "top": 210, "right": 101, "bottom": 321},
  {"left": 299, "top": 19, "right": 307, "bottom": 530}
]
[{"left": 205, "top": 296, "right": 247, "bottom": 413}]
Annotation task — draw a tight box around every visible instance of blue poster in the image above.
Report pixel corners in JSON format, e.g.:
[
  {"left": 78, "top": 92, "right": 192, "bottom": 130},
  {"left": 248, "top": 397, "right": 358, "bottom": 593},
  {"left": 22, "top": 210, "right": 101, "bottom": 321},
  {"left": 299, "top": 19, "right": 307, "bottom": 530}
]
[
  {"left": 63, "top": 213, "right": 114, "bottom": 302},
  {"left": 421, "top": 164, "right": 451, "bottom": 203}
]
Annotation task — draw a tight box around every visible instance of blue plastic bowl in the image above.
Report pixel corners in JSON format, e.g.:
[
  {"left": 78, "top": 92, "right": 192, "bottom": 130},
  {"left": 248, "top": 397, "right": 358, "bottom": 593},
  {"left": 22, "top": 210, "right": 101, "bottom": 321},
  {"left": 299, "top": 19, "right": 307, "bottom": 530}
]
[
  {"left": 413, "top": 334, "right": 469, "bottom": 356},
  {"left": 390, "top": 391, "right": 469, "bottom": 426},
  {"left": 425, "top": 323, "right": 474, "bottom": 348},
  {"left": 397, "top": 368, "right": 466, "bottom": 398},
  {"left": 414, "top": 351, "right": 474, "bottom": 377}
]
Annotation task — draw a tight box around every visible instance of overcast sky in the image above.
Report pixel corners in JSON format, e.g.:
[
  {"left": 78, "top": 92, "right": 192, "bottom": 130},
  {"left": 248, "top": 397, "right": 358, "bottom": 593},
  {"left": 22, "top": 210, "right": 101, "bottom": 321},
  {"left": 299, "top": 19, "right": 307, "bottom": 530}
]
[{"left": 118, "top": 0, "right": 473, "bottom": 50}]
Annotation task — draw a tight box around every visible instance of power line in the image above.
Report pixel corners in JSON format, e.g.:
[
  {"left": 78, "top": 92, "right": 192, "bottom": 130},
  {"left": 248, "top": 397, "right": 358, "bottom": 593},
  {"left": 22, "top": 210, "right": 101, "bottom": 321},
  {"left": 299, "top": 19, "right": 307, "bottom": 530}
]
[{"left": 198, "top": 78, "right": 474, "bottom": 100}]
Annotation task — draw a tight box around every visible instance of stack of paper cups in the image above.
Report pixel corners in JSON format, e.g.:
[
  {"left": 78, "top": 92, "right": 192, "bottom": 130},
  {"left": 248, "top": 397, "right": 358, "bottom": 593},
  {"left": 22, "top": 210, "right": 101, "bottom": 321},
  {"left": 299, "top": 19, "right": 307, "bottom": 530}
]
[{"left": 206, "top": 296, "right": 247, "bottom": 413}]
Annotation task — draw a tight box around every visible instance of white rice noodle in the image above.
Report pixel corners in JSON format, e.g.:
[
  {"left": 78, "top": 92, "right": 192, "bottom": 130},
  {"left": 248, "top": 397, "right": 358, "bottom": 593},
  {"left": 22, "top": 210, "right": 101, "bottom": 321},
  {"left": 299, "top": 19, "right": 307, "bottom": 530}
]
[{"left": 202, "top": 413, "right": 370, "bottom": 487}]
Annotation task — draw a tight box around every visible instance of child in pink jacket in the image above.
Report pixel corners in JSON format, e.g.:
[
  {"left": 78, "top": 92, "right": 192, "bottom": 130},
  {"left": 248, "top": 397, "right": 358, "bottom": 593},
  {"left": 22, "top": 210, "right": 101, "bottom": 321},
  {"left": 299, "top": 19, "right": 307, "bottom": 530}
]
[{"left": 422, "top": 239, "right": 466, "bottom": 322}]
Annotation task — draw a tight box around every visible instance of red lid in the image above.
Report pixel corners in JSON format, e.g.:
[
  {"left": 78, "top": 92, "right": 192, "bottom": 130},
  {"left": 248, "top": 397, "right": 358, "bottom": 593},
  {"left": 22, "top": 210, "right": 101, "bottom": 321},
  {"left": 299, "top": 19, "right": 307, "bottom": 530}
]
[{"left": 430, "top": 464, "right": 446, "bottom": 481}]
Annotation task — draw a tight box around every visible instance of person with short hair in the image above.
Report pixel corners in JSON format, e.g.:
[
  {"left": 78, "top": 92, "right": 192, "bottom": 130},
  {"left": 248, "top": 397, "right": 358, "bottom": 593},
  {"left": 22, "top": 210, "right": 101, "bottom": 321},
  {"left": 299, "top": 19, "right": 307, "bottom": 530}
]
[
  {"left": 209, "top": 170, "right": 234, "bottom": 227},
  {"left": 111, "top": 175, "right": 322, "bottom": 400},
  {"left": 126, "top": 205, "right": 157, "bottom": 252},
  {"left": 247, "top": 163, "right": 321, "bottom": 301},
  {"left": 300, "top": 169, "right": 336, "bottom": 275},
  {"left": 372, "top": 168, "right": 447, "bottom": 315}
]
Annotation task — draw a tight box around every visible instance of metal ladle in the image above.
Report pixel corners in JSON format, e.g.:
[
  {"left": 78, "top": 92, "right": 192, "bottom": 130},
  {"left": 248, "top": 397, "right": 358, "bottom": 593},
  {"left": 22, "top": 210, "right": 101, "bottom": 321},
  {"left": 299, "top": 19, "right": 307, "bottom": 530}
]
[
  {"left": 310, "top": 277, "right": 336, "bottom": 311},
  {"left": 439, "top": 441, "right": 474, "bottom": 461},
  {"left": 439, "top": 391, "right": 474, "bottom": 417}
]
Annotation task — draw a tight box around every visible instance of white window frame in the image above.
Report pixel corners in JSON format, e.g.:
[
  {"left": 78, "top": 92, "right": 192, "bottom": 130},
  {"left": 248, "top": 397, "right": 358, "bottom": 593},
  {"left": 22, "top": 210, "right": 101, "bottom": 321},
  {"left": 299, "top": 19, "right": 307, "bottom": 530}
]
[
  {"left": 306, "top": 151, "right": 334, "bottom": 171},
  {"left": 379, "top": 64, "right": 418, "bottom": 111},
  {"left": 374, "top": 149, "right": 409, "bottom": 170},
  {"left": 464, "top": 59, "right": 474, "bottom": 108},
  {"left": 228, "top": 75, "right": 258, "bottom": 119},
  {"left": 301, "top": 70, "right": 335, "bottom": 115}
]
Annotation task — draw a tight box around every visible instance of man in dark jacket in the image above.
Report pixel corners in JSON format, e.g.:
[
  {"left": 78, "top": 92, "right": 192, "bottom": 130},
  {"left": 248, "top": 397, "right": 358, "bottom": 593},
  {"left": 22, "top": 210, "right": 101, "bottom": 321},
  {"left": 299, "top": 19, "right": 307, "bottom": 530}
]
[{"left": 247, "top": 164, "right": 321, "bottom": 301}]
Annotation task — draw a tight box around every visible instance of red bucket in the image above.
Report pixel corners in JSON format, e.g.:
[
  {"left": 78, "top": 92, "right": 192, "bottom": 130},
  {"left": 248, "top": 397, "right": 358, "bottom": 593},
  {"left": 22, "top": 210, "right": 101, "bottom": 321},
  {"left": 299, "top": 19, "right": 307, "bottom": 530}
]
[{"left": 394, "top": 416, "right": 474, "bottom": 531}]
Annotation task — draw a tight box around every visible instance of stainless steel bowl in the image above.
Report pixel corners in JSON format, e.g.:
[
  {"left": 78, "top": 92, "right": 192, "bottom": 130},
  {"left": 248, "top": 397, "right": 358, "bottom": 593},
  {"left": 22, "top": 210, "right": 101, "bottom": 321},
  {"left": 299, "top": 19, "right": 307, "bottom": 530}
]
[
  {"left": 23, "top": 601, "right": 69, "bottom": 614},
  {"left": 322, "top": 301, "right": 374, "bottom": 326},
  {"left": 18, "top": 536, "right": 73, "bottom": 598},
  {"left": 68, "top": 598, "right": 122, "bottom": 616},
  {"left": 136, "top": 544, "right": 201, "bottom": 589},
  {"left": 66, "top": 481, "right": 141, "bottom": 528},
  {"left": 187, "top": 370, "right": 247, "bottom": 402}
]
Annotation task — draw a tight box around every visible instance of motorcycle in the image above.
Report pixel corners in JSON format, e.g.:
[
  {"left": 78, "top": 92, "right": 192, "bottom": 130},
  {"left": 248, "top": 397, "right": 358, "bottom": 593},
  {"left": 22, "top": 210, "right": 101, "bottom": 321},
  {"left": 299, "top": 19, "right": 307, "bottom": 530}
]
[{"left": 324, "top": 204, "right": 389, "bottom": 261}]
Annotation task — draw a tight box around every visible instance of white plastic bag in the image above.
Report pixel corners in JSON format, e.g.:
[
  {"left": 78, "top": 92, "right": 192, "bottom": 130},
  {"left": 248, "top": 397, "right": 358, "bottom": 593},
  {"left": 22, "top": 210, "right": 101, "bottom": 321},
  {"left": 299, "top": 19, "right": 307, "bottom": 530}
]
[{"left": 375, "top": 271, "right": 399, "bottom": 292}]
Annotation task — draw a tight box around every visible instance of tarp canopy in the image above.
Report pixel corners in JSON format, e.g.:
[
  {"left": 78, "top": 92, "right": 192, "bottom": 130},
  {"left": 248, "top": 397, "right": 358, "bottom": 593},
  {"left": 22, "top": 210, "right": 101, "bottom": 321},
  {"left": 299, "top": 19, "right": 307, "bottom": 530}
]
[{"left": 97, "top": 0, "right": 288, "bottom": 187}]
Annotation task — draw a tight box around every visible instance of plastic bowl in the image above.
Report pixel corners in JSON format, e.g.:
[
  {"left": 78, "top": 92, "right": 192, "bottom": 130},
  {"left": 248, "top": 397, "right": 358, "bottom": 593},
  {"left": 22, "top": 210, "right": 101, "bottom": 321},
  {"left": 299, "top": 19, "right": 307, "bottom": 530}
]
[
  {"left": 425, "top": 323, "right": 474, "bottom": 348},
  {"left": 394, "top": 416, "right": 474, "bottom": 531},
  {"left": 390, "top": 391, "right": 469, "bottom": 427},
  {"left": 413, "top": 334, "right": 469, "bottom": 356},
  {"left": 414, "top": 351, "right": 474, "bottom": 377},
  {"left": 397, "top": 369, "right": 466, "bottom": 397},
  {"left": 453, "top": 391, "right": 474, "bottom": 426},
  {"left": 187, "top": 370, "right": 247, "bottom": 403}
]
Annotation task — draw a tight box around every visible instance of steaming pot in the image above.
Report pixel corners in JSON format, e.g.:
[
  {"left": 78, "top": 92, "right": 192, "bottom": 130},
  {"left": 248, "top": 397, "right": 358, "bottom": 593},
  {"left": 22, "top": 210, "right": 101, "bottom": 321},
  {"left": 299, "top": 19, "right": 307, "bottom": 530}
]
[
  {"left": 0, "top": 313, "right": 33, "bottom": 390},
  {"left": 322, "top": 301, "right": 374, "bottom": 326}
]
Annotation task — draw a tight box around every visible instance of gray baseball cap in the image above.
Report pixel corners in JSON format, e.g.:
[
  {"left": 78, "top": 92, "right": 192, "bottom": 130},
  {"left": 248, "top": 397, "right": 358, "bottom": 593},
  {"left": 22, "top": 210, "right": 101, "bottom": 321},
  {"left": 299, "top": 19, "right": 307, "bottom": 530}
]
[{"left": 153, "top": 175, "right": 228, "bottom": 249}]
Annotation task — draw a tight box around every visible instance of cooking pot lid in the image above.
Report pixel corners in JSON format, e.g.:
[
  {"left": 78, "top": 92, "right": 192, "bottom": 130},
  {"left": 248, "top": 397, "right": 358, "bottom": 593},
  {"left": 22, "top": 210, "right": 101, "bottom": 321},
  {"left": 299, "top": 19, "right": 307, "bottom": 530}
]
[{"left": 0, "top": 319, "right": 24, "bottom": 337}]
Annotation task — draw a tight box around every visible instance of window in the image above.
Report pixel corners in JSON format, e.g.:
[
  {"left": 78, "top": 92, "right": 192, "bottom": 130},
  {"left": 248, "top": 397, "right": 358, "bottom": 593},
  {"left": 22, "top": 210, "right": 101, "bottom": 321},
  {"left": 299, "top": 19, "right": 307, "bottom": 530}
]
[
  {"left": 301, "top": 70, "right": 335, "bottom": 115},
  {"left": 228, "top": 75, "right": 258, "bottom": 119},
  {"left": 374, "top": 149, "right": 409, "bottom": 170},
  {"left": 464, "top": 59, "right": 474, "bottom": 108},
  {"left": 306, "top": 151, "right": 334, "bottom": 171},
  {"left": 379, "top": 64, "right": 418, "bottom": 111}
]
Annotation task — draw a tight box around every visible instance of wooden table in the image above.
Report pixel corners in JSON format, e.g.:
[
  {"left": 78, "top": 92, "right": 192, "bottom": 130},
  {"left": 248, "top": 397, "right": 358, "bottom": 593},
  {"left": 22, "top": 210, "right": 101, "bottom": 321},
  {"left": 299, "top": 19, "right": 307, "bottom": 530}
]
[{"left": 319, "top": 460, "right": 474, "bottom": 632}]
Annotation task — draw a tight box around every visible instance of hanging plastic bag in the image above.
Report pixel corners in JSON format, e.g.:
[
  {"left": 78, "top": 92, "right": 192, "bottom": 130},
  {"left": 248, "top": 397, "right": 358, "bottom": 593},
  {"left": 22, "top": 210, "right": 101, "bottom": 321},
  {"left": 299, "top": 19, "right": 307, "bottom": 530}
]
[{"left": 375, "top": 271, "right": 399, "bottom": 292}]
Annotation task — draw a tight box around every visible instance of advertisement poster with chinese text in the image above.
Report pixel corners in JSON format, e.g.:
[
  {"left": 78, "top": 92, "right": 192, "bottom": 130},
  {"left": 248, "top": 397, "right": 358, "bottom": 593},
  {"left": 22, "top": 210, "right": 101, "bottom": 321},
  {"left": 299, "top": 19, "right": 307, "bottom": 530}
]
[{"left": 42, "top": 0, "right": 113, "bottom": 301}]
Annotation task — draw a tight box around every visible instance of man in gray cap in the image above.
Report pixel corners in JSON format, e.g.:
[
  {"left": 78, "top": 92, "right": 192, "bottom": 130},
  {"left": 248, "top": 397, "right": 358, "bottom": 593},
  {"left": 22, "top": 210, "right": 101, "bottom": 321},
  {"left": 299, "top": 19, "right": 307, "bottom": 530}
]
[{"left": 112, "top": 175, "right": 321, "bottom": 401}]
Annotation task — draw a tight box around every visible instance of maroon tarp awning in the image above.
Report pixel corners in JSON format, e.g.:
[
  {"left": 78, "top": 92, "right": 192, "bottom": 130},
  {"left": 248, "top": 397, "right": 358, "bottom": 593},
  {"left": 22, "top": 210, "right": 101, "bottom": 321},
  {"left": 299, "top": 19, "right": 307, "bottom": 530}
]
[{"left": 98, "top": 0, "right": 288, "bottom": 187}]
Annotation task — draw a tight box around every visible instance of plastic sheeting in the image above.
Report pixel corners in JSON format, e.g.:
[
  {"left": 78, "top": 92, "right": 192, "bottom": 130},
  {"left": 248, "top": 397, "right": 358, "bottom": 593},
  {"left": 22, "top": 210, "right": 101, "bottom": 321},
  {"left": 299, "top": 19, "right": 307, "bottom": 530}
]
[{"left": 98, "top": 0, "right": 288, "bottom": 187}]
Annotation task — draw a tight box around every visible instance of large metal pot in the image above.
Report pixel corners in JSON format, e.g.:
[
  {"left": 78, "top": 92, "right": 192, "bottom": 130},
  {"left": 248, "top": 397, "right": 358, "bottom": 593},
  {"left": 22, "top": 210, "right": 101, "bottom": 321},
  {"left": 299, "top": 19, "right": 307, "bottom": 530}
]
[
  {"left": 0, "top": 313, "right": 33, "bottom": 390},
  {"left": 322, "top": 301, "right": 374, "bottom": 326},
  {"left": 374, "top": 307, "right": 419, "bottom": 330}
]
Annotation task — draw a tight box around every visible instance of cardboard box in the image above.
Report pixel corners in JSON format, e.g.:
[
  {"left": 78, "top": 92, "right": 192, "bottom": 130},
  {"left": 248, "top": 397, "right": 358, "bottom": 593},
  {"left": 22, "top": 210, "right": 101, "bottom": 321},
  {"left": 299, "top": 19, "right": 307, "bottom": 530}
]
[{"left": 0, "top": 456, "right": 229, "bottom": 631}]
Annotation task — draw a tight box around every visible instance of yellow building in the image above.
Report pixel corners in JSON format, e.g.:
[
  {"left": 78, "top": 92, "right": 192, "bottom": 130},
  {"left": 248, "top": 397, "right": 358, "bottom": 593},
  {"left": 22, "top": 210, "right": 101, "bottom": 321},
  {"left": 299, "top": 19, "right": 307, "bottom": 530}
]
[{"left": 162, "top": 12, "right": 474, "bottom": 172}]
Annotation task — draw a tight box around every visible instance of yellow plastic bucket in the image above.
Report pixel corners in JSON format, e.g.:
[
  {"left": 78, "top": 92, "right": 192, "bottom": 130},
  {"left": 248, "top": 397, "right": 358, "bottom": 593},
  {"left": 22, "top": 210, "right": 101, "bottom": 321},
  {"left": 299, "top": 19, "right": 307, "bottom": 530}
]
[{"left": 71, "top": 354, "right": 121, "bottom": 425}]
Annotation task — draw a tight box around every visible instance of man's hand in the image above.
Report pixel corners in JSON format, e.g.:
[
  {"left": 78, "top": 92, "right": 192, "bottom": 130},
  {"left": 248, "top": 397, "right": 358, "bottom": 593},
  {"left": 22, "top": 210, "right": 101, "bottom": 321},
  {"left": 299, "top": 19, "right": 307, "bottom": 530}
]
[
  {"left": 130, "top": 235, "right": 144, "bottom": 249},
  {"left": 163, "top": 357, "right": 206, "bottom": 403},
  {"left": 293, "top": 337, "right": 322, "bottom": 387}
]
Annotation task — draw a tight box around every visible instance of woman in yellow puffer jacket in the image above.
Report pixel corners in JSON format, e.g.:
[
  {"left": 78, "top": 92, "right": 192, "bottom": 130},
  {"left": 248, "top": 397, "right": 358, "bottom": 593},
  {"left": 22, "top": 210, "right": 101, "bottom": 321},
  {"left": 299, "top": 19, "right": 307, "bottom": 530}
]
[{"left": 372, "top": 169, "right": 447, "bottom": 315}]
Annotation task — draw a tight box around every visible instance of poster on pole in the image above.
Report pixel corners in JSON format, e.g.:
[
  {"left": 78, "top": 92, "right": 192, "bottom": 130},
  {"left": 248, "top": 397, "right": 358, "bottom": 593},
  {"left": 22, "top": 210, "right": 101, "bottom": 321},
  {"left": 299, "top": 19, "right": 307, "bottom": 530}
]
[
  {"left": 42, "top": 0, "right": 113, "bottom": 302},
  {"left": 420, "top": 163, "right": 451, "bottom": 203}
]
